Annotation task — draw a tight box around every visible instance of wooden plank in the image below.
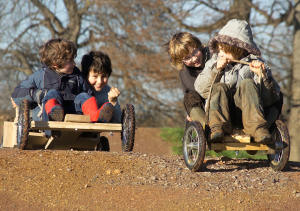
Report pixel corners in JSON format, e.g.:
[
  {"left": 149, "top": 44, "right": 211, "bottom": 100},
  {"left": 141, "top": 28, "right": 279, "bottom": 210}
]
[
  {"left": 30, "top": 121, "right": 122, "bottom": 132},
  {"left": 64, "top": 114, "right": 90, "bottom": 123},
  {"left": 45, "top": 136, "right": 55, "bottom": 149},
  {"left": 2, "top": 121, "right": 17, "bottom": 148},
  {"left": 29, "top": 132, "right": 46, "bottom": 137},
  {"left": 210, "top": 143, "right": 270, "bottom": 151},
  {"left": 223, "top": 134, "right": 251, "bottom": 143}
]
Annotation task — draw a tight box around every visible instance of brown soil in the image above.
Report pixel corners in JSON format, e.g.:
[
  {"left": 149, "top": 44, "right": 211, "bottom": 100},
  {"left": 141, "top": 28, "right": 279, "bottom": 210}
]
[{"left": 0, "top": 127, "right": 300, "bottom": 210}]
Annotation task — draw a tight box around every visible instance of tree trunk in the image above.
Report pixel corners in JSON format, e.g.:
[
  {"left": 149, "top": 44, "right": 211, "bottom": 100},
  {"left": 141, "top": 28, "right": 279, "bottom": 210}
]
[{"left": 288, "top": 2, "right": 300, "bottom": 162}]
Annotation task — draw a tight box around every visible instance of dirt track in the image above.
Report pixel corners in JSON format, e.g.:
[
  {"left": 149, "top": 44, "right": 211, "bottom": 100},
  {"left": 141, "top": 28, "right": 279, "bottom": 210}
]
[{"left": 0, "top": 127, "right": 300, "bottom": 210}]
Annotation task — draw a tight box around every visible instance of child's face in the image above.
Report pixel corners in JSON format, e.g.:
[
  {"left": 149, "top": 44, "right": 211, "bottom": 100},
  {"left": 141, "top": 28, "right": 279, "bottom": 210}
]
[
  {"left": 218, "top": 46, "right": 235, "bottom": 61},
  {"left": 56, "top": 60, "right": 75, "bottom": 74},
  {"left": 88, "top": 71, "right": 108, "bottom": 91},
  {"left": 183, "top": 48, "right": 203, "bottom": 68}
]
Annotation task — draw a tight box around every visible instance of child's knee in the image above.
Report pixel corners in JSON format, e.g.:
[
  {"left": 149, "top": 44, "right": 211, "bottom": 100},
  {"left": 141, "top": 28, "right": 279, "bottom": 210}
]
[
  {"left": 212, "top": 83, "right": 229, "bottom": 94},
  {"left": 239, "top": 79, "right": 256, "bottom": 90},
  {"left": 43, "top": 89, "right": 62, "bottom": 103},
  {"left": 74, "top": 92, "right": 91, "bottom": 104}
]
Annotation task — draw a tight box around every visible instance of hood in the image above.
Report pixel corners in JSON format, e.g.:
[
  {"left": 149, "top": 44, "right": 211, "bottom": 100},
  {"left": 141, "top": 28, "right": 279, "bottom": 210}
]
[{"left": 208, "top": 19, "right": 261, "bottom": 56}]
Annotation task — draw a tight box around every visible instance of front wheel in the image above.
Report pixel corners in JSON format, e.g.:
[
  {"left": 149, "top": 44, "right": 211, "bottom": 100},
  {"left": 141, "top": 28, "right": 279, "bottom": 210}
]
[
  {"left": 183, "top": 121, "right": 206, "bottom": 172},
  {"left": 267, "top": 120, "right": 290, "bottom": 171},
  {"left": 121, "top": 104, "right": 135, "bottom": 152},
  {"left": 16, "top": 100, "right": 30, "bottom": 149}
]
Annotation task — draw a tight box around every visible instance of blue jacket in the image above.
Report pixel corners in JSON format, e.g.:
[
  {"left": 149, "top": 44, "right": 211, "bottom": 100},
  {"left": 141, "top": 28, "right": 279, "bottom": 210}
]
[{"left": 12, "top": 66, "right": 91, "bottom": 107}]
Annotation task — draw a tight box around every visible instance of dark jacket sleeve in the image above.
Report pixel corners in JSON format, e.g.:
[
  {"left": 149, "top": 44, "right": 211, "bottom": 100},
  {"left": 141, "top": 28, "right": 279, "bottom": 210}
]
[
  {"left": 179, "top": 71, "right": 189, "bottom": 94},
  {"left": 11, "top": 70, "right": 46, "bottom": 106}
]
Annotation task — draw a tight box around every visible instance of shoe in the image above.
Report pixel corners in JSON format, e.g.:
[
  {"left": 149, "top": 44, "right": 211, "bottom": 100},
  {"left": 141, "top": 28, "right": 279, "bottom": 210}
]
[
  {"left": 210, "top": 126, "right": 224, "bottom": 143},
  {"left": 48, "top": 105, "right": 64, "bottom": 121},
  {"left": 254, "top": 128, "right": 272, "bottom": 143},
  {"left": 45, "top": 99, "right": 64, "bottom": 121},
  {"left": 98, "top": 103, "right": 114, "bottom": 123},
  {"left": 82, "top": 97, "right": 114, "bottom": 123}
]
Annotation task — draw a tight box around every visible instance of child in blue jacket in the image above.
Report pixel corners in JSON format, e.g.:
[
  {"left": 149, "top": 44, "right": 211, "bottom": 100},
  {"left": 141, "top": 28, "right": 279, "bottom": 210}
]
[
  {"left": 75, "top": 51, "right": 121, "bottom": 123},
  {"left": 11, "top": 38, "right": 114, "bottom": 123}
]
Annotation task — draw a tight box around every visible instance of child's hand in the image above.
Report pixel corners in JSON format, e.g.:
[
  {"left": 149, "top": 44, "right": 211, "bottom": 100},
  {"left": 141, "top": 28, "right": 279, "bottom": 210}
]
[
  {"left": 108, "top": 87, "right": 120, "bottom": 106},
  {"left": 186, "top": 115, "right": 192, "bottom": 122},
  {"left": 216, "top": 56, "right": 229, "bottom": 71},
  {"left": 10, "top": 97, "right": 17, "bottom": 108},
  {"left": 250, "top": 60, "right": 266, "bottom": 78}
]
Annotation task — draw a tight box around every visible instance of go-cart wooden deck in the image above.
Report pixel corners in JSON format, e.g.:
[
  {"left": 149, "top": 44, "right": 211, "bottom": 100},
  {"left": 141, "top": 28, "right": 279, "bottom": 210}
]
[
  {"left": 2, "top": 114, "right": 122, "bottom": 149},
  {"left": 30, "top": 121, "right": 122, "bottom": 132}
]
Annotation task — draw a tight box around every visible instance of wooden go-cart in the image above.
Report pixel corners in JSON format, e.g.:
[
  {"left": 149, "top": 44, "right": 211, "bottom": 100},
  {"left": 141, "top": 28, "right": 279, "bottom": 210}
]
[
  {"left": 182, "top": 120, "right": 290, "bottom": 172},
  {"left": 2, "top": 100, "right": 135, "bottom": 152}
]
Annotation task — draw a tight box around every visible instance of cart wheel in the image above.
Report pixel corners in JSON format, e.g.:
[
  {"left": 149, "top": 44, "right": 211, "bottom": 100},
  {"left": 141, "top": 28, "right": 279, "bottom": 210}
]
[
  {"left": 267, "top": 120, "right": 290, "bottom": 171},
  {"left": 183, "top": 121, "right": 206, "bottom": 172},
  {"left": 16, "top": 100, "right": 30, "bottom": 149},
  {"left": 96, "top": 136, "right": 110, "bottom": 151},
  {"left": 121, "top": 104, "right": 135, "bottom": 152}
]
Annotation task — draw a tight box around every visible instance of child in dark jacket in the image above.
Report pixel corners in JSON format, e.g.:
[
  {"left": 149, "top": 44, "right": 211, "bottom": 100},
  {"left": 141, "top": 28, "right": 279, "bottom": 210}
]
[
  {"left": 166, "top": 32, "right": 210, "bottom": 126},
  {"left": 12, "top": 38, "right": 89, "bottom": 121},
  {"left": 11, "top": 38, "right": 113, "bottom": 123},
  {"left": 76, "top": 51, "right": 121, "bottom": 123}
]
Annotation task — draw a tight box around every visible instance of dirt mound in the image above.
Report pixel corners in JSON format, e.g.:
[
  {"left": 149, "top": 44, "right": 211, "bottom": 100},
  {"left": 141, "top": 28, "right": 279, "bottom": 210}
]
[
  {"left": 0, "top": 127, "right": 300, "bottom": 210},
  {"left": 103, "top": 127, "right": 173, "bottom": 155}
]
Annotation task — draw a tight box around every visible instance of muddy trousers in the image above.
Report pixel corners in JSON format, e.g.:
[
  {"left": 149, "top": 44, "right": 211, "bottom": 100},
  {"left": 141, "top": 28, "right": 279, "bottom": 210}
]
[
  {"left": 208, "top": 79, "right": 268, "bottom": 137},
  {"left": 184, "top": 90, "right": 206, "bottom": 126}
]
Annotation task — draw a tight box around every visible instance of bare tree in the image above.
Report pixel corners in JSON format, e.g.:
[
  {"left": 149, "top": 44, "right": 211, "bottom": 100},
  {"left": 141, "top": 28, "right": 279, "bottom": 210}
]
[{"left": 0, "top": 0, "right": 184, "bottom": 126}]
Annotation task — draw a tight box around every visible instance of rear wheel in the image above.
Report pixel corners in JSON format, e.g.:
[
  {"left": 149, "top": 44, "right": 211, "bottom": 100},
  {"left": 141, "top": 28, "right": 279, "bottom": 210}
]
[
  {"left": 96, "top": 136, "right": 110, "bottom": 151},
  {"left": 121, "top": 104, "right": 135, "bottom": 152},
  {"left": 16, "top": 100, "right": 30, "bottom": 149},
  {"left": 267, "top": 120, "right": 290, "bottom": 171},
  {"left": 183, "top": 121, "right": 206, "bottom": 172}
]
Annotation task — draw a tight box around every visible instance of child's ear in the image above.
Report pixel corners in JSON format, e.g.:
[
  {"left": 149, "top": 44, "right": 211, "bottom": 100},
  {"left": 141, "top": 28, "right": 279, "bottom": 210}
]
[{"left": 182, "top": 59, "right": 188, "bottom": 66}]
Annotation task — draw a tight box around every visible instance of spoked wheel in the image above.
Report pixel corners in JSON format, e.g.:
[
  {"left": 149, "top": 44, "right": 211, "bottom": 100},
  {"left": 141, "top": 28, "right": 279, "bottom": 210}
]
[
  {"left": 183, "top": 121, "right": 206, "bottom": 172},
  {"left": 96, "top": 136, "right": 110, "bottom": 152},
  {"left": 267, "top": 120, "right": 290, "bottom": 171},
  {"left": 16, "top": 99, "right": 30, "bottom": 149},
  {"left": 121, "top": 104, "right": 135, "bottom": 152}
]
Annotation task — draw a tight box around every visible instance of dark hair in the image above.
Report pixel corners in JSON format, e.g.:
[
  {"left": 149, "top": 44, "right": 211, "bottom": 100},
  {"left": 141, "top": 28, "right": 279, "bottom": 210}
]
[
  {"left": 39, "top": 38, "right": 77, "bottom": 70},
  {"left": 81, "top": 51, "right": 112, "bottom": 79}
]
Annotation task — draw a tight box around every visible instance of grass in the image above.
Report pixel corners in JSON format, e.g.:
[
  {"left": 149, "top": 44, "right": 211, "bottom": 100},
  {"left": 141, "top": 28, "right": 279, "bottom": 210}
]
[
  {"left": 160, "top": 127, "right": 267, "bottom": 160},
  {"left": 160, "top": 127, "right": 184, "bottom": 155}
]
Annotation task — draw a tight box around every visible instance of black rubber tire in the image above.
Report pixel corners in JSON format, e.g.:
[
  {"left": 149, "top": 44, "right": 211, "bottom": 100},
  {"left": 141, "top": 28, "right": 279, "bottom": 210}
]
[
  {"left": 16, "top": 99, "right": 30, "bottom": 150},
  {"left": 183, "top": 121, "right": 206, "bottom": 172},
  {"left": 267, "top": 120, "right": 290, "bottom": 171},
  {"left": 121, "top": 104, "right": 135, "bottom": 152},
  {"left": 96, "top": 136, "right": 110, "bottom": 151}
]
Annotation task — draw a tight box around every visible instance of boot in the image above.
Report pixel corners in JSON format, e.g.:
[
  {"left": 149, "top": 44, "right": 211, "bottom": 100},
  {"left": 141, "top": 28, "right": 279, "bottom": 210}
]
[
  {"left": 210, "top": 126, "right": 224, "bottom": 143},
  {"left": 82, "top": 97, "right": 114, "bottom": 123},
  {"left": 45, "top": 99, "right": 64, "bottom": 121},
  {"left": 254, "top": 128, "right": 272, "bottom": 143}
]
